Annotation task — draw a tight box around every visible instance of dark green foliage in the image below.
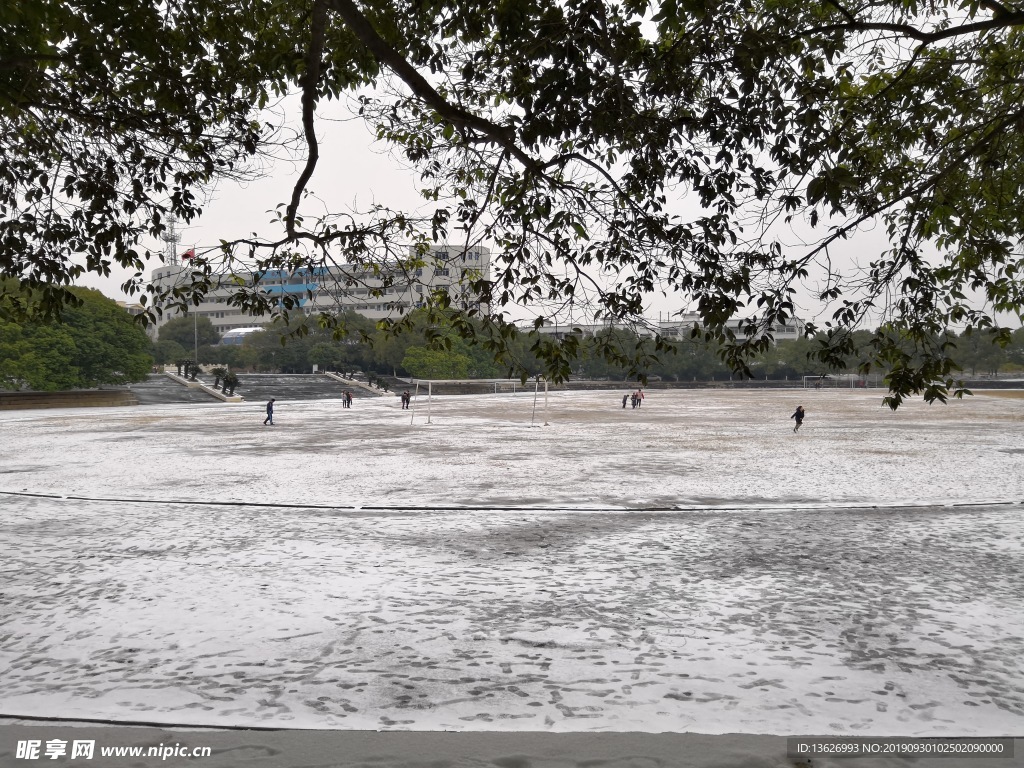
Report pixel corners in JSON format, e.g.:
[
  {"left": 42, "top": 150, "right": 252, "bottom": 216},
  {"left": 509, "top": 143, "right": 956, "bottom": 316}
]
[
  {"left": 151, "top": 339, "right": 187, "bottom": 365},
  {"left": 158, "top": 316, "right": 221, "bottom": 349},
  {"left": 210, "top": 366, "right": 228, "bottom": 388},
  {"left": 5, "top": 0, "right": 1024, "bottom": 406},
  {"left": 0, "top": 287, "right": 152, "bottom": 390},
  {"left": 1, "top": 0, "right": 266, "bottom": 323},
  {"left": 223, "top": 372, "right": 239, "bottom": 395}
]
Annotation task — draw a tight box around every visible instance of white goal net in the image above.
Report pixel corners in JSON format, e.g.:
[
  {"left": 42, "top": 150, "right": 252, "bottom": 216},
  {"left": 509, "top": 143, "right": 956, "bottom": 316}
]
[
  {"left": 802, "top": 374, "right": 881, "bottom": 389},
  {"left": 407, "top": 378, "right": 550, "bottom": 426}
]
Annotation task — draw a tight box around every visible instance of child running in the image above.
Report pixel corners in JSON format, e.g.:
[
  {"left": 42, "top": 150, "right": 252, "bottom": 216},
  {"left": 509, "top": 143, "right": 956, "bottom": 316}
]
[{"left": 791, "top": 405, "right": 805, "bottom": 433}]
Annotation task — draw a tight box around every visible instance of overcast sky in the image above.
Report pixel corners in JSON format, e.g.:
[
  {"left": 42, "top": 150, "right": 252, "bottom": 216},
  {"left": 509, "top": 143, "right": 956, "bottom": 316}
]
[
  {"left": 78, "top": 99, "right": 426, "bottom": 298},
  {"left": 75, "top": 97, "right": 1019, "bottom": 332}
]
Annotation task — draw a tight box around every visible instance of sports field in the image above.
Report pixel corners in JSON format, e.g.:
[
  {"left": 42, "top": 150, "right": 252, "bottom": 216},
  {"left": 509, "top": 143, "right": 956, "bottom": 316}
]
[{"left": 1, "top": 388, "right": 1022, "bottom": 743}]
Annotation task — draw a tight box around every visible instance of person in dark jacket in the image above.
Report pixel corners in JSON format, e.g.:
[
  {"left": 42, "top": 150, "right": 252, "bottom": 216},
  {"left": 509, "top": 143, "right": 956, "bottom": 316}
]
[
  {"left": 791, "top": 405, "right": 805, "bottom": 433},
  {"left": 264, "top": 398, "right": 276, "bottom": 426}
]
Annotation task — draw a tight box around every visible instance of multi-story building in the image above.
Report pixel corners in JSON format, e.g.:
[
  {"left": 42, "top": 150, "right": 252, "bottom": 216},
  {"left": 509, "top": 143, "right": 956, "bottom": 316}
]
[
  {"left": 530, "top": 313, "right": 807, "bottom": 342},
  {"left": 657, "top": 312, "right": 806, "bottom": 341},
  {"left": 149, "top": 239, "right": 490, "bottom": 336}
]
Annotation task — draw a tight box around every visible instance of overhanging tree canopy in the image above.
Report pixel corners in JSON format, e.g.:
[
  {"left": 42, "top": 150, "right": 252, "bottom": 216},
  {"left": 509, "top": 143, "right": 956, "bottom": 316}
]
[
  {"left": 1, "top": 0, "right": 269, "bottom": 318},
  {"left": 3, "top": 0, "right": 1023, "bottom": 407}
]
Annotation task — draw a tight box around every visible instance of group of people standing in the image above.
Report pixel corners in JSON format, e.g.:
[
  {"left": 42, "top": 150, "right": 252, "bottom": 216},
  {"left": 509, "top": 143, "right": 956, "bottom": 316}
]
[
  {"left": 266, "top": 390, "right": 807, "bottom": 430},
  {"left": 265, "top": 391, "right": 355, "bottom": 424},
  {"left": 622, "top": 389, "right": 645, "bottom": 409},
  {"left": 615, "top": 389, "right": 807, "bottom": 433}
]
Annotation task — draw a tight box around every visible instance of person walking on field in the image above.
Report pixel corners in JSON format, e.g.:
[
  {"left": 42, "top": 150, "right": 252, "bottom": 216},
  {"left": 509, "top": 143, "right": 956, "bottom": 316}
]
[
  {"left": 264, "top": 398, "right": 276, "bottom": 426},
  {"left": 791, "top": 405, "right": 805, "bottom": 433},
  {"left": 636, "top": 388, "right": 644, "bottom": 408},
  {"left": 346, "top": 391, "right": 353, "bottom": 409},
  {"left": 622, "top": 394, "right": 628, "bottom": 409}
]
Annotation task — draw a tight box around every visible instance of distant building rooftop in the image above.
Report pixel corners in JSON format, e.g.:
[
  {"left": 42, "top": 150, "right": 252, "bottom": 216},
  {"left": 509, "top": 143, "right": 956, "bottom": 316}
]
[
  {"left": 219, "top": 327, "right": 265, "bottom": 346},
  {"left": 116, "top": 301, "right": 146, "bottom": 316}
]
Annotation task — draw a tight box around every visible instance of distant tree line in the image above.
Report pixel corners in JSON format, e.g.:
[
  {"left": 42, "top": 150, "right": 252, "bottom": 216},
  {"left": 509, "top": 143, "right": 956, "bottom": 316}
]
[
  {"left": 154, "top": 311, "right": 538, "bottom": 379},
  {"left": 0, "top": 285, "right": 151, "bottom": 391},
  {"left": 3, "top": 291, "right": 1023, "bottom": 393},
  {"left": 154, "top": 309, "right": 1024, "bottom": 384}
]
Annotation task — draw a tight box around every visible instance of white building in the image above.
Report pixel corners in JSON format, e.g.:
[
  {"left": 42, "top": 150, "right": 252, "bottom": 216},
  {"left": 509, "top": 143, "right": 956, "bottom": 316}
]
[
  {"left": 657, "top": 312, "right": 806, "bottom": 341},
  {"left": 150, "top": 243, "right": 490, "bottom": 336},
  {"left": 530, "top": 313, "right": 807, "bottom": 342}
]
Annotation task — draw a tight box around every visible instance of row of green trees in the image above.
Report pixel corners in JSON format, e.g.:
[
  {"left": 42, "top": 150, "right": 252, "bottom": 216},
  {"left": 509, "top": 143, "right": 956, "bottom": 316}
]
[
  {"left": 0, "top": 287, "right": 152, "bottom": 391},
  {"left": 154, "top": 312, "right": 529, "bottom": 379},
  {"left": 2, "top": 290, "right": 1021, "bottom": 392},
  {"left": 154, "top": 310, "right": 1024, "bottom": 383}
]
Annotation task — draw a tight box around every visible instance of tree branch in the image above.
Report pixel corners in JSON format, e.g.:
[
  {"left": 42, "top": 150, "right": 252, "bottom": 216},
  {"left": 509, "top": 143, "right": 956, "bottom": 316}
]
[
  {"left": 0, "top": 54, "right": 64, "bottom": 70},
  {"left": 978, "top": 0, "right": 1016, "bottom": 20},
  {"left": 821, "top": 0, "right": 857, "bottom": 25},
  {"left": 802, "top": 11, "right": 1024, "bottom": 44},
  {"left": 327, "top": 0, "right": 539, "bottom": 171},
  {"left": 286, "top": 0, "right": 329, "bottom": 239}
]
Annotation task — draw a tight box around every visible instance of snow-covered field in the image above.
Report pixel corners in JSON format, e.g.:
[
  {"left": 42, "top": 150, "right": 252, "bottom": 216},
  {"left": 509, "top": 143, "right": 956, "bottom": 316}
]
[{"left": 1, "top": 388, "right": 1023, "bottom": 737}]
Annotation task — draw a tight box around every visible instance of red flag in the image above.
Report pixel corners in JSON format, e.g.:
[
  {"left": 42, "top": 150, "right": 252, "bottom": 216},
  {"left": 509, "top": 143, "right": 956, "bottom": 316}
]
[{"left": 181, "top": 248, "right": 196, "bottom": 260}]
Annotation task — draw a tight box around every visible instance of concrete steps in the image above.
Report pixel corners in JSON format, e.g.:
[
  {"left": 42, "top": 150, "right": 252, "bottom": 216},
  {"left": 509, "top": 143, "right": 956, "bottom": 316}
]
[
  {"left": 128, "top": 374, "right": 222, "bottom": 405},
  {"left": 213, "top": 373, "right": 380, "bottom": 403},
  {"left": 0, "top": 390, "right": 138, "bottom": 410},
  {"left": 124, "top": 373, "right": 401, "bottom": 406}
]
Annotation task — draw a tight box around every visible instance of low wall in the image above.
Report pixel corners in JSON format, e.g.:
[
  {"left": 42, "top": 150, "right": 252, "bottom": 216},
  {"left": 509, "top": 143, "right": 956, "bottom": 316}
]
[
  {"left": 163, "top": 372, "right": 243, "bottom": 402},
  {"left": 400, "top": 378, "right": 1024, "bottom": 395},
  {"left": 565, "top": 379, "right": 1024, "bottom": 392},
  {"left": 0, "top": 390, "right": 138, "bottom": 410},
  {"left": 403, "top": 380, "right": 797, "bottom": 395},
  {"left": 563, "top": 379, "right": 810, "bottom": 391},
  {"left": 322, "top": 372, "right": 381, "bottom": 395}
]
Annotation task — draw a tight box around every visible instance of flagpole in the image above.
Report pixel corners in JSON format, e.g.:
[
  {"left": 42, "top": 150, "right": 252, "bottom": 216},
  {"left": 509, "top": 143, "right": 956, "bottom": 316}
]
[{"left": 188, "top": 245, "right": 198, "bottom": 366}]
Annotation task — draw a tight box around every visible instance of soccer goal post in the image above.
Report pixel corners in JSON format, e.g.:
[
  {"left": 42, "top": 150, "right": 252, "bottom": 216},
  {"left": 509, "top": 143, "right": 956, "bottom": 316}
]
[
  {"left": 407, "top": 378, "right": 549, "bottom": 426},
  {"left": 803, "top": 374, "right": 836, "bottom": 389},
  {"left": 802, "top": 374, "right": 878, "bottom": 389}
]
